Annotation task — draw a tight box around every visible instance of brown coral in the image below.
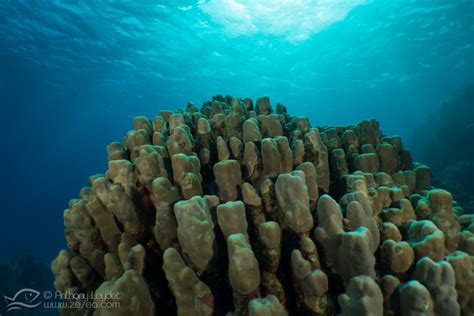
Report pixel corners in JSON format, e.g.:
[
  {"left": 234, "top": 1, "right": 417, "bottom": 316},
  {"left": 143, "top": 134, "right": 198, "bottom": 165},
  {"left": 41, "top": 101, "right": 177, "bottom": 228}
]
[{"left": 52, "top": 95, "right": 472, "bottom": 315}]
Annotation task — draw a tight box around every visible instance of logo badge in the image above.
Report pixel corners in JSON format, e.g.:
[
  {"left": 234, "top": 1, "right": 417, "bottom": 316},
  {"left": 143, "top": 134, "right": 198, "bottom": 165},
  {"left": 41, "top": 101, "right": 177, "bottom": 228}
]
[{"left": 4, "top": 288, "right": 42, "bottom": 312}]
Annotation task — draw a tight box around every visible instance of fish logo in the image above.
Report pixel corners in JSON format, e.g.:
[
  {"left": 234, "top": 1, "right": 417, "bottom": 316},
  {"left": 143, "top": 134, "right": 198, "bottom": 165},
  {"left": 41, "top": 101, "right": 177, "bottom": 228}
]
[{"left": 4, "top": 288, "right": 42, "bottom": 312}]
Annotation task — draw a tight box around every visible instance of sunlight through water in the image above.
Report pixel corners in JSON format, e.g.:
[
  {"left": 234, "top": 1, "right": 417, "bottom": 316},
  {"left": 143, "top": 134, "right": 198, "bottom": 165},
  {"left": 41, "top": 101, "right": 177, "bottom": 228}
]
[{"left": 199, "top": 0, "right": 368, "bottom": 42}]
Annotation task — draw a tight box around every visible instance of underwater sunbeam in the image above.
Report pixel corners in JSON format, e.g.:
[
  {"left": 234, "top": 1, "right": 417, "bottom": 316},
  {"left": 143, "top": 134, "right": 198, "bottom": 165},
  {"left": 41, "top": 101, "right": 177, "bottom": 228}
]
[{"left": 199, "top": 0, "right": 367, "bottom": 42}]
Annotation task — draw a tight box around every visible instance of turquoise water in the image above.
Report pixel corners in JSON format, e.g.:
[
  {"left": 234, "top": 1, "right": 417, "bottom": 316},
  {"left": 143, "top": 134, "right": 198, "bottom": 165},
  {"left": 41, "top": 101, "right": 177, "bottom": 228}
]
[{"left": 0, "top": 0, "right": 473, "bottom": 266}]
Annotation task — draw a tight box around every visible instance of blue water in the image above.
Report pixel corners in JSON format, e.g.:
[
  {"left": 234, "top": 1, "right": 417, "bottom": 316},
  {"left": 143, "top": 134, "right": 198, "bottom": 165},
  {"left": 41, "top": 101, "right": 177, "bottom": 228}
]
[{"left": 0, "top": 0, "right": 472, "bottom": 267}]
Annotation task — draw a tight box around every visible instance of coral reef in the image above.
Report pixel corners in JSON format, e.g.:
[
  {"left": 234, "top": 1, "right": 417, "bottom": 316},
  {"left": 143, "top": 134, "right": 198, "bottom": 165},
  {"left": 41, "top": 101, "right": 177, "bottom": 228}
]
[
  {"left": 52, "top": 95, "right": 473, "bottom": 315},
  {"left": 411, "top": 84, "right": 474, "bottom": 211},
  {"left": 0, "top": 255, "right": 55, "bottom": 315}
]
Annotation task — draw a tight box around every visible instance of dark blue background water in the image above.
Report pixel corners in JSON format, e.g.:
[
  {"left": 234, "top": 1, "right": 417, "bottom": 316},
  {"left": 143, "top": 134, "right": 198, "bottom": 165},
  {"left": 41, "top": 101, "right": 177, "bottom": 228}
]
[{"left": 0, "top": 0, "right": 472, "bottom": 271}]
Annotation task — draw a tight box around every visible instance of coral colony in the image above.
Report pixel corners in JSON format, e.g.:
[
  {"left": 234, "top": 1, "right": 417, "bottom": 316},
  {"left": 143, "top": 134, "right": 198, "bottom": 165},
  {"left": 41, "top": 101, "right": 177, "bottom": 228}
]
[{"left": 52, "top": 95, "right": 473, "bottom": 315}]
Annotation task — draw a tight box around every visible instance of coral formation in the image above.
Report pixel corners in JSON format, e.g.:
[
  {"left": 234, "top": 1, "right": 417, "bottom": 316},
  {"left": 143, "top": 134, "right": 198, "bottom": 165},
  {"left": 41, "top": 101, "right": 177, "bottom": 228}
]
[{"left": 52, "top": 95, "right": 473, "bottom": 315}]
